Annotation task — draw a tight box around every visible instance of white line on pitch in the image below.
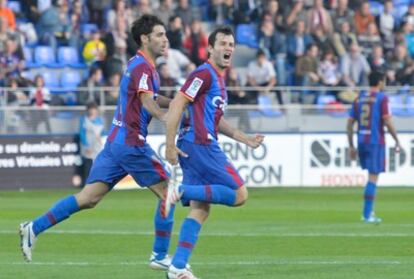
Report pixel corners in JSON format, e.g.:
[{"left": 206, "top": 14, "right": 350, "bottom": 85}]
[
  {"left": 0, "top": 260, "right": 402, "bottom": 266},
  {"left": 1, "top": 229, "right": 414, "bottom": 237}
]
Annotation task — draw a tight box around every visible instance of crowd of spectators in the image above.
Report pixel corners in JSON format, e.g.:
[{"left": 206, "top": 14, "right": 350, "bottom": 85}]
[{"left": 1, "top": 0, "right": 414, "bottom": 107}]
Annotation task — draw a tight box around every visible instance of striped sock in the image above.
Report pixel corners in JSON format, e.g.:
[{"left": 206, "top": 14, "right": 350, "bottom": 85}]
[
  {"left": 363, "top": 181, "right": 377, "bottom": 219},
  {"left": 152, "top": 200, "right": 175, "bottom": 260},
  {"left": 32, "top": 195, "right": 79, "bottom": 236},
  {"left": 171, "top": 218, "right": 201, "bottom": 269},
  {"left": 180, "top": 184, "right": 236, "bottom": 206}
]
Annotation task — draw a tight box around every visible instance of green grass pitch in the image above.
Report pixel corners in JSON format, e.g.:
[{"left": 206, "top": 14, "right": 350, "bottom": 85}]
[{"left": 1, "top": 187, "right": 413, "bottom": 279}]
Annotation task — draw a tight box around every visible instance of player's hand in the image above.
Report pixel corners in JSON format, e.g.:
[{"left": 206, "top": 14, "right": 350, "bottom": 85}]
[
  {"left": 349, "top": 146, "right": 357, "bottom": 160},
  {"left": 246, "top": 134, "right": 264, "bottom": 149},
  {"left": 395, "top": 142, "right": 401, "bottom": 153},
  {"left": 165, "top": 145, "right": 188, "bottom": 165}
]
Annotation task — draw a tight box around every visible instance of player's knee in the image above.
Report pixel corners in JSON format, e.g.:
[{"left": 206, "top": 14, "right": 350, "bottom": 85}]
[
  {"left": 234, "top": 186, "right": 248, "bottom": 206},
  {"left": 189, "top": 202, "right": 210, "bottom": 223},
  {"left": 76, "top": 192, "right": 102, "bottom": 209}
]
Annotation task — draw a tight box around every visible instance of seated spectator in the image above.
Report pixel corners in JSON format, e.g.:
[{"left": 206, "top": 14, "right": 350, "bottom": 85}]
[
  {"left": 154, "top": 0, "right": 174, "bottom": 26},
  {"left": 402, "top": 22, "right": 414, "bottom": 58},
  {"left": 107, "top": 0, "right": 130, "bottom": 32},
  {"left": 332, "top": 21, "right": 358, "bottom": 57},
  {"left": 105, "top": 73, "right": 121, "bottom": 105},
  {"left": 166, "top": 15, "right": 184, "bottom": 51},
  {"left": 284, "top": 0, "right": 308, "bottom": 32},
  {"left": 82, "top": 30, "right": 107, "bottom": 67},
  {"left": 0, "top": 0, "right": 16, "bottom": 30},
  {"left": 286, "top": 20, "right": 313, "bottom": 64},
  {"left": 358, "top": 22, "right": 381, "bottom": 57},
  {"left": 354, "top": 1, "right": 376, "bottom": 35},
  {"left": 247, "top": 49, "right": 281, "bottom": 105},
  {"left": 174, "top": 0, "right": 199, "bottom": 29},
  {"left": 295, "top": 43, "right": 320, "bottom": 102},
  {"left": 208, "top": 0, "right": 236, "bottom": 25},
  {"left": 330, "top": 0, "right": 355, "bottom": 32},
  {"left": 0, "top": 37, "right": 25, "bottom": 86},
  {"left": 389, "top": 44, "right": 414, "bottom": 85},
  {"left": 377, "top": 0, "right": 395, "bottom": 52},
  {"left": 36, "top": 3, "right": 61, "bottom": 50},
  {"left": 157, "top": 63, "right": 179, "bottom": 99},
  {"left": 78, "top": 67, "right": 103, "bottom": 105},
  {"left": 258, "top": 18, "right": 286, "bottom": 60},
  {"left": 86, "top": 0, "right": 111, "bottom": 29},
  {"left": 234, "top": 0, "right": 261, "bottom": 24},
  {"left": 307, "top": 0, "right": 333, "bottom": 35},
  {"left": 183, "top": 19, "right": 208, "bottom": 66},
  {"left": 130, "top": 0, "right": 152, "bottom": 20},
  {"left": 318, "top": 50, "right": 341, "bottom": 87},
  {"left": 29, "top": 74, "right": 52, "bottom": 133},
  {"left": 402, "top": 4, "right": 414, "bottom": 26},
  {"left": 156, "top": 47, "right": 195, "bottom": 85},
  {"left": 312, "top": 26, "right": 335, "bottom": 55},
  {"left": 340, "top": 43, "right": 371, "bottom": 86},
  {"left": 368, "top": 45, "right": 387, "bottom": 73},
  {"left": 263, "top": 0, "right": 284, "bottom": 32}
]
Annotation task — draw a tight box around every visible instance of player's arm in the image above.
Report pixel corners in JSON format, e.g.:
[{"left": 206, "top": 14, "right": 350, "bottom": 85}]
[
  {"left": 346, "top": 117, "right": 357, "bottom": 160},
  {"left": 384, "top": 117, "right": 401, "bottom": 152},
  {"left": 218, "top": 117, "right": 264, "bottom": 149},
  {"left": 139, "top": 91, "right": 165, "bottom": 122},
  {"left": 156, "top": 95, "right": 172, "bottom": 109},
  {"left": 165, "top": 92, "right": 190, "bottom": 165}
]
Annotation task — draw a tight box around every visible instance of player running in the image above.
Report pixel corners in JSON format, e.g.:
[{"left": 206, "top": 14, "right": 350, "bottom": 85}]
[
  {"left": 347, "top": 71, "right": 401, "bottom": 224},
  {"left": 163, "top": 26, "right": 264, "bottom": 279},
  {"left": 20, "top": 15, "right": 177, "bottom": 270}
]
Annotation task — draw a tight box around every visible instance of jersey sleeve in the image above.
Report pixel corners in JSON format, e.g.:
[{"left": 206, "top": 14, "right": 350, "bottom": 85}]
[
  {"left": 349, "top": 99, "right": 358, "bottom": 120},
  {"left": 179, "top": 69, "right": 211, "bottom": 102},
  {"left": 381, "top": 95, "right": 391, "bottom": 119},
  {"left": 131, "top": 63, "right": 154, "bottom": 95}
]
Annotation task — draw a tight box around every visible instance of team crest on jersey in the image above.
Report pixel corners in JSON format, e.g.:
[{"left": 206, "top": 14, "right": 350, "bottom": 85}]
[
  {"left": 185, "top": 77, "right": 203, "bottom": 98},
  {"left": 139, "top": 73, "right": 149, "bottom": 90}
]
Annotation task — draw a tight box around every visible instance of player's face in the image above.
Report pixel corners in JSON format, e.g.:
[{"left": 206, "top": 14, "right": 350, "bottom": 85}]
[
  {"left": 147, "top": 25, "right": 169, "bottom": 58},
  {"left": 209, "top": 33, "right": 235, "bottom": 69}
]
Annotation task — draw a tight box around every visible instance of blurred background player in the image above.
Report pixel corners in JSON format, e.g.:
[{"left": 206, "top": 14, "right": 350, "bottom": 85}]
[
  {"left": 19, "top": 15, "right": 177, "bottom": 271},
  {"left": 347, "top": 71, "right": 401, "bottom": 224},
  {"left": 164, "top": 26, "right": 264, "bottom": 279}
]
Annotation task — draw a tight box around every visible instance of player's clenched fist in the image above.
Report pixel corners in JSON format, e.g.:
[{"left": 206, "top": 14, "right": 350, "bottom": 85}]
[{"left": 247, "top": 134, "right": 265, "bottom": 149}]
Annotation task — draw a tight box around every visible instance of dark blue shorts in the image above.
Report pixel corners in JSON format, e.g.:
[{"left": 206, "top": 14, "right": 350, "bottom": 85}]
[
  {"left": 86, "top": 141, "right": 169, "bottom": 189},
  {"left": 358, "top": 143, "right": 386, "bottom": 174},
  {"left": 177, "top": 140, "right": 244, "bottom": 189}
]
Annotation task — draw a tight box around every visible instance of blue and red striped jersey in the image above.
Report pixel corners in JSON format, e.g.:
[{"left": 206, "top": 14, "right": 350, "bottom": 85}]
[
  {"left": 349, "top": 90, "right": 391, "bottom": 145},
  {"left": 107, "top": 51, "right": 160, "bottom": 146},
  {"left": 178, "top": 61, "right": 227, "bottom": 145}
]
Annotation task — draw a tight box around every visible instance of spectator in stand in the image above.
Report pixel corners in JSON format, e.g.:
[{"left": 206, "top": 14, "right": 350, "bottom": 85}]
[
  {"left": 234, "top": 0, "right": 261, "bottom": 24},
  {"left": 29, "top": 74, "right": 52, "bottom": 133},
  {"left": 226, "top": 67, "right": 251, "bottom": 130},
  {"left": 0, "top": 37, "right": 24, "bottom": 86},
  {"left": 264, "top": 0, "right": 284, "bottom": 32},
  {"left": 86, "top": 0, "right": 111, "bottom": 29},
  {"left": 312, "top": 26, "right": 335, "bottom": 55},
  {"left": 368, "top": 45, "right": 387, "bottom": 74},
  {"left": 402, "top": 22, "right": 414, "bottom": 58},
  {"left": 332, "top": 21, "right": 358, "bottom": 57},
  {"left": 154, "top": 0, "right": 174, "bottom": 26},
  {"left": 82, "top": 29, "right": 107, "bottom": 67},
  {"left": 377, "top": 0, "right": 395, "bottom": 52},
  {"left": 258, "top": 17, "right": 286, "bottom": 60},
  {"left": 318, "top": 50, "right": 341, "bottom": 87},
  {"left": 0, "top": 0, "right": 16, "bottom": 30},
  {"left": 307, "top": 0, "right": 333, "bottom": 35},
  {"left": 183, "top": 19, "right": 208, "bottom": 66},
  {"left": 78, "top": 67, "right": 103, "bottom": 105},
  {"left": 402, "top": 4, "right": 414, "bottom": 26},
  {"left": 330, "top": 0, "right": 355, "bottom": 32},
  {"left": 157, "top": 62, "right": 179, "bottom": 99},
  {"left": 284, "top": 0, "right": 308, "bottom": 32},
  {"left": 247, "top": 49, "right": 281, "bottom": 105},
  {"left": 174, "top": 0, "right": 198, "bottom": 29},
  {"left": 354, "top": 1, "right": 376, "bottom": 35},
  {"left": 358, "top": 22, "right": 381, "bottom": 57},
  {"left": 389, "top": 44, "right": 414, "bottom": 85},
  {"left": 107, "top": 0, "right": 130, "bottom": 33},
  {"left": 36, "top": 3, "right": 62, "bottom": 51},
  {"left": 286, "top": 20, "right": 313, "bottom": 65},
  {"left": 104, "top": 72, "right": 121, "bottom": 106},
  {"left": 69, "top": 0, "right": 88, "bottom": 49},
  {"left": 166, "top": 15, "right": 184, "bottom": 51},
  {"left": 208, "top": 0, "right": 236, "bottom": 25},
  {"left": 340, "top": 43, "right": 371, "bottom": 86},
  {"left": 156, "top": 47, "right": 195, "bottom": 85},
  {"left": 295, "top": 43, "right": 320, "bottom": 102},
  {"left": 130, "top": 0, "right": 152, "bottom": 20},
  {"left": 0, "top": 17, "right": 15, "bottom": 53}
]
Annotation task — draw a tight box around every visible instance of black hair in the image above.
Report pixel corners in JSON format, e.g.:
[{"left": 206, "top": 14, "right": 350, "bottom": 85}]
[
  {"left": 208, "top": 25, "right": 234, "bottom": 48},
  {"left": 369, "top": 71, "right": 386, "bottom": 86},
  {"left": 131, "top": 14, "right": 165, "bottom": 48},
  {"left": 306, "top": 43, "right": 318, "bottom": 52},
  {"left": 256, "top": 48, "right": 266, "bottom": 57},
  {"left": 86, "top": 101, "right": 98, "bottom": 111}
]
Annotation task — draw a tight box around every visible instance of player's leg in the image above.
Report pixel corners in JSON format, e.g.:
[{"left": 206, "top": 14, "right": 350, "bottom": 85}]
[
  {"left": 116, "top": 143, "right": 176, "bottom": 270},
  {"left": 20, "top": 142, "right": 126, "bottom": 262},
  {"left": 363, "top": 173, "right": 379, "bottom": 220},
  {"left": 167, "top": 201, "right": 209, "bottom": 279}
]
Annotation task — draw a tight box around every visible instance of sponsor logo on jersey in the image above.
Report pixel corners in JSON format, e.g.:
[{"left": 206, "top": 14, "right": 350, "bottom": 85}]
[
  {"left": 212, "top": 96, "right": 227, "bottom": 111},
  {"left": 139, "top": 73, "right": 149, "bottom": 90},
  {"left": 112, "top": 118, "right": 123, "bottom": 127},
  {"left": 185, "top": 77, "right": 203, "bottom": 98}
]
